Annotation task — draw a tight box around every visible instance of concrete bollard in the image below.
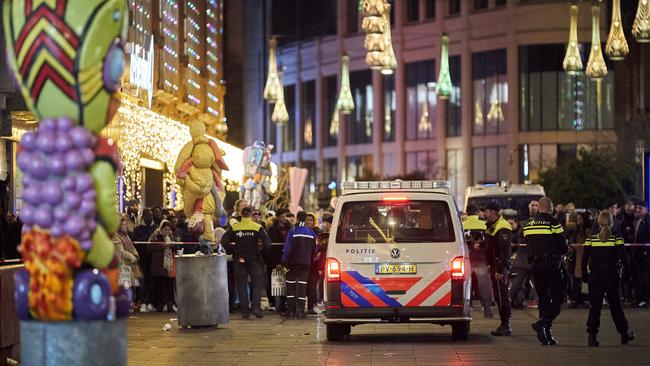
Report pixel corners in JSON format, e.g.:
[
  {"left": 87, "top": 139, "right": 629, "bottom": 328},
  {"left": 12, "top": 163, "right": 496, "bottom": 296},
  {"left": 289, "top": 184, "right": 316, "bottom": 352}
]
[
  {"left": 176, "top": 254, "right": 230, "bottom": 328},
  {"left": 20, "top": 319, "right": 127, "bottom": 366}
]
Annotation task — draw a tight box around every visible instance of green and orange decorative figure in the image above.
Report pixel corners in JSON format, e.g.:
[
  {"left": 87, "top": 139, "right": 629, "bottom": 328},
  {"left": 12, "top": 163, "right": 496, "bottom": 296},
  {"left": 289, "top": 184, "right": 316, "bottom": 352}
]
[{"left": 4, "top": 0, "right": 130, "bottom": 320}]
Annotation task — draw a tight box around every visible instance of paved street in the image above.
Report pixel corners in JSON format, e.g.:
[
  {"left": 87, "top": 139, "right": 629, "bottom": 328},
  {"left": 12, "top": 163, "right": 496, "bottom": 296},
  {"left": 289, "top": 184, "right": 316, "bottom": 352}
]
[{"left": 127, "top": 306, "right": 650, "bottom": 366}]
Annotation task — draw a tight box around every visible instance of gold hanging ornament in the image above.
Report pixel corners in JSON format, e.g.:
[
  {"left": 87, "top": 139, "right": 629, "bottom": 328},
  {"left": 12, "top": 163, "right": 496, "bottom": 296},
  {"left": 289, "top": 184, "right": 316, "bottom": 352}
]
[
  {"left": 329, "top": 107, "right": 340, "bottom": 137},
  {"left": 563, "top": 5, "right": 583, "bottom": 74},
  {"left": 417, "top": 98, "right": 431, "bottom": 133},
  {"left": 380, "top": 3, "right": 396, "bottom": 75},
  {"left": 263, "top": 37, "right": 282, "bottom": 102},
  {"left": 633, "top": 0, "right": 650, "bottom": 42},
  {"left": 586, "top": 3, "right": 607, "bottom": 80},
  {"left": 271, "top": 73, "right": 289, "bottom": 124},
  {"left": 361, "top": 0, "right": 388, "bottom": 70},
  {"left": 336, "top": 54, "right": 355, "bottom": 114},
  {"left": 605, "top": 0, "right": 629, "bottom": 60}
]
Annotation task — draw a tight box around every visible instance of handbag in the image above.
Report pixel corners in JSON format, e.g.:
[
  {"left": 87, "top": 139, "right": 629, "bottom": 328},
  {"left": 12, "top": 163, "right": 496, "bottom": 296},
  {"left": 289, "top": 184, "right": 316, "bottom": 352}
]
[
  {"left": 119, "top": 262, "right": 133, "bottom": 287},
  {"left": 271, "top": 269, "right": 286, "bottom": 297}
]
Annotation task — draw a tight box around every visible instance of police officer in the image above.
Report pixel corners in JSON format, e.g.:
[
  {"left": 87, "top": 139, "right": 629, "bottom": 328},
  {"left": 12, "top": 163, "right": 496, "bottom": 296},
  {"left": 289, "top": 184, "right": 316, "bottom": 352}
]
[
  {"left": 463, "top": 205, "right": 492, "bottom": 318},
  {"left": 522, "top": 197, "right": 568, "bottom": 345},
  {"left": 582, "top": 211, "right": 635, "bottom": 347},
  {"left": 482, "top": 202, "right": 513, "bottom": 336},
  {"left": 282, "top": 211, "right": 318, "bottom": 319},
  {"left": 221, "top": 206, "right": 272, "bottom": 319}
]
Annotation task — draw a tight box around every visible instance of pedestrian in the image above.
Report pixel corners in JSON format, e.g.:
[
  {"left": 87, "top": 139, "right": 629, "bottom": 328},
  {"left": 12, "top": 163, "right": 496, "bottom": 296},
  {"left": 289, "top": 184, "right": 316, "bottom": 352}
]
[
  {"left": 227, "top": 199, "right": 249, "bottom": 227},
  {"left": 148, "top": 220, "right": 177, "bottom": 312},
  {"left": 113, "top": 217, "right": 143, "bottom": 311},
  {"left": 266, "top": 208, "right": 292, "bottom": 312},
  {"left": 509, "top": 214, "right": 537, "bottom": 310},
  {"left": 568, "top": 212, "right": 591, "bottom": 308},
  {"left": 522, "top": 197, "right": 568, "bottom": 345},
  {"left": 221, "top": 206, "right": 271, "bottom": 319},
  {"left": 282, "top": 211, "right": 318, "bottom": 319},
  {"left": 481, "top": 202, "right": 513, "bottom": 336},
  {"left": 123, "top": 199, "right": 140, "bottom": 235},
  {"left": 133, "top": 208, "right": 156, "bottom": 312},
  {"left": 582, "top": 211, "right": 635, "bottom": 347},
  {"left": 152, "top": 206, "right": 164, "bottom": 227},
  {"left": 632, "top": 201, "right": 650, "bottom": 307},
  {"left": 462, "top": 205, "right": 492, "bottom": 318}
]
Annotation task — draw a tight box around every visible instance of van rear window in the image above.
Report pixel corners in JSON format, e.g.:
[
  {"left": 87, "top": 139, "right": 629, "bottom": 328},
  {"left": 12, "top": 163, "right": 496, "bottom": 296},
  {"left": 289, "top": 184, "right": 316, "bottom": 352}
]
[{"left": 335, "top": 200, "right": 455, "bottom": 243}]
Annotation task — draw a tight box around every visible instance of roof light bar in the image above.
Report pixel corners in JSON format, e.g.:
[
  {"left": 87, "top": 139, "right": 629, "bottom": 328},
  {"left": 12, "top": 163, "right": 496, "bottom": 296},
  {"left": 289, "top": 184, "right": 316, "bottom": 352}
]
[{"left": 341, "top": 180, "right": 450, "bottom": 192}]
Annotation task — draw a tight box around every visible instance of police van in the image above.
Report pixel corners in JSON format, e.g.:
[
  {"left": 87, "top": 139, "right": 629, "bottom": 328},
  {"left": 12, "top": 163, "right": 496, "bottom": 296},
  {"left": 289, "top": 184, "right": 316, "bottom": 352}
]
[
  {"left": 324, "top": 180, "right": 471, "bottom": 341},
  {"left": 464, "top": 182, "right": 545, "bottom": 217}
]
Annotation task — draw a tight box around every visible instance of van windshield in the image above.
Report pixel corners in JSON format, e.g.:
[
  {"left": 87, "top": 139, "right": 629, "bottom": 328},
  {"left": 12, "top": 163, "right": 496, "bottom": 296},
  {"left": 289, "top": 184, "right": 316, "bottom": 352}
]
[
  {"left": 467, "top": 195, "right": 543, "bottom": 218},
  {"left": 335, "top": 200, "right": 455, "bottom": 243}
]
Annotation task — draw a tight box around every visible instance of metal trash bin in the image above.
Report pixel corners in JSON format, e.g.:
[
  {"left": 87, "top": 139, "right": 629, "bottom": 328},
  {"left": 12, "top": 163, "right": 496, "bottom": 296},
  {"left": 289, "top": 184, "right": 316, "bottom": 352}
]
[
  {"left": 20, "top": 319, "right": 127, "bottom": 366},
  {"left": 176, "top": 254, "right": 230, "bottom": 327}
]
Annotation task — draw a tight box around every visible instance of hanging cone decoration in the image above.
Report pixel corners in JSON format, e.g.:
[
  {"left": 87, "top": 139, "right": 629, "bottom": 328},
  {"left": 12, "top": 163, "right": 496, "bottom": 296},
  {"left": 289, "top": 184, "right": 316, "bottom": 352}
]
[
  {"left": 586, "top": 3, "right": 607, "bottom": 80},
  {"left": 329, "top": 107, "right": 340, "bottom": 137},
  {"left": 563, "top": 5, "right": 583, "bottom": 74},
  {"left": 417, "top": 98, "right": 430, "bottom": 133},
  {"left": 336, "top": 55, "right": 355, "bottom": 114},
  {"left": 605, "top": 0, "right": 629, "bottom": 60},
  {"left": 271, "top": 76, "right": 289, "bottom": 124},
  {"left": 380, "top": 3, "right": 396, "bottom": 75},
  {"left": 263, "top": 37, "right": 282, "bottom": 102},
  {"left": 435, "top": 34, "right": 452, "bottom": 99},
  {"left": 361, "top": 0, "right": 388, "bottom": 70},
  {"left": 633, "top": 0, "right": 650, "bottom": 42}
]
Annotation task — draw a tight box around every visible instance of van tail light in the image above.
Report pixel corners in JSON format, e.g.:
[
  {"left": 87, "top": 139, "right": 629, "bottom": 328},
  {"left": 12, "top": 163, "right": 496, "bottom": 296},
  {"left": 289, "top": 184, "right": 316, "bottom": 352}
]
[
  {"left": 451, "top": 256, "right": 465, "bottom": 279},
  {"left": 327, "top": 258, "right": 341, "bottom": 282}
]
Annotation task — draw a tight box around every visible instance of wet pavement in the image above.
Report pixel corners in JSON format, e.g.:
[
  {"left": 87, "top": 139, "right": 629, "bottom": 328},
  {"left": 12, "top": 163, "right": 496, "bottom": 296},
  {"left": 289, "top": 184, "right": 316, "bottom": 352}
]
[{"left": 127, "top": 306, "right": 650, "bottom": 366}]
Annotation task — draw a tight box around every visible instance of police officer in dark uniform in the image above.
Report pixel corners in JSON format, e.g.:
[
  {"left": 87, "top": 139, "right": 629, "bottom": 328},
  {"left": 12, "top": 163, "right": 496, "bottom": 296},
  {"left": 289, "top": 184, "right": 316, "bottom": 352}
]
[
  {"left": 462, "top": 204, "right": 492, "bottom": 318},
  {"left": 282, "top": 211, "right": 318, "bottom": 319},
  {"left": 482, "top": 202, "right": 513, "bottom": 336},
  {"left": 582, "top": 211, "right": 635, "bottom": 347},
  {"left": 221, "top": 206, "right": 272, "bottom": 319},
  {"left": 522, "top": 197, "right": 568, "bottom": 345}
]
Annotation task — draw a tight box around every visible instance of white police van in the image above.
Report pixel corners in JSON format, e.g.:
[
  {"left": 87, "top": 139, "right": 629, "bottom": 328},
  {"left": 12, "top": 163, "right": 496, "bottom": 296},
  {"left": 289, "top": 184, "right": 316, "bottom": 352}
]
[{"left": 324, "top": 180, "right": 471, "bottom": 341}]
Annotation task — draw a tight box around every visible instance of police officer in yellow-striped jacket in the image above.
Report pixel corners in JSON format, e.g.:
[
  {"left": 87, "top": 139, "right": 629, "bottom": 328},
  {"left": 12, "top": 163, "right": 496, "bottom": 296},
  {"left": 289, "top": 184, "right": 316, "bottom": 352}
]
[
  {"left": 582, "top": 211, "right": 635, "bottom": 347},
  {"left": 522, "top": 197, "right": 568, "bottom": 346},
  {"left": 462, "top": 204, "right": 493, "bottom": 318}
]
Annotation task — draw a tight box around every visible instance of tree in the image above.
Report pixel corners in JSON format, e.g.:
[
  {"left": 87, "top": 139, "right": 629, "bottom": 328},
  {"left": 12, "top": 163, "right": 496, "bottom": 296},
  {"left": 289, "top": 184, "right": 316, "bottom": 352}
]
[{"left": 539, "top": 148, "right": 638, "bottom": 209}]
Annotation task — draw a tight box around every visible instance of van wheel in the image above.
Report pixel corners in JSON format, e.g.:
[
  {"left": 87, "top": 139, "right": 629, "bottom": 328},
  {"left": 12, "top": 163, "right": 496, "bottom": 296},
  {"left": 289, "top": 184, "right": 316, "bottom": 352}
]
[
  {"left": 451, "top": 322, "right": 470, "bottom": 341},
  {"left": 326, "top": 324, "right": 350, "bottom": 341}
]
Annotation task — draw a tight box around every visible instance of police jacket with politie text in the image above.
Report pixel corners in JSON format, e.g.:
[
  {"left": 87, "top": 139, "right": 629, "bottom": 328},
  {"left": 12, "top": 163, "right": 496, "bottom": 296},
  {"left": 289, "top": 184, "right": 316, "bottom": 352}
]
[
  {"left": 462, "top": 215, "right": 487, "bottom": 263},
  {"left": 485, "top": 216, "right": 512, "bottom": 274},
  {"left": 522, "top": 213, "right": 568, "bottom": 264},
  {"left": 282, "top": 222, "right": 318, "bottom": 266},
  {"left": 221, "top": 217, "right": 271, "bottom": 261},
  {"left": 582, "top": 233, "right": 624, "bottom": 277}
]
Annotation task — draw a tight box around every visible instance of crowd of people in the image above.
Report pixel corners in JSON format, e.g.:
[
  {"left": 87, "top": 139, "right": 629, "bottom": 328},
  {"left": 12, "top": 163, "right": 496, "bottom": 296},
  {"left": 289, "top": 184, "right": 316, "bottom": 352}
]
[
  {"left": 109, "top": 198, "right": 333, "bottom": 317},
  {"left": 462, "top": 196, "right": 649, "bottom": 345}
]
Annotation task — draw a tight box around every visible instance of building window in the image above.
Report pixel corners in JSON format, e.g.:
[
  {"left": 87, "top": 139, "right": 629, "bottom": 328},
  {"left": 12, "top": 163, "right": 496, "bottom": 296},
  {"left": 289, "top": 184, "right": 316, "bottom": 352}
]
[
  {"left": 473, "top": 49, "right": 507, "bottom": 135},
  {"left": 474, "top": 0, "right": 488, "bottom": 10},
  {"left": 496, "top": 0, "right": 506, "bottom": 6},
  {"left": 447, "top": 55, "right": 461, "bottom": 137},
  {"left": 449, "top": 0, "right": 461, "bottom": 15},
  {"left": 519, "top": 44, "right": 614, "bottom": 132},
  {"left": 406, "top": 151, "right": 437, "bottom": 177},
  {"left": 425, "top": 0, "right": 435, "bottom": 19},
  {"left": 406, "top": 60, "right": 437, "bottom": 140},
  {"left": 325, "top": 75, "right": 338, "bottom": 146},
  {"left": 347, "top": 0, "right": 358, "bottom": 34},
  {"left": 346, "top": 155, "right": 373, "bottom": 181},
  {"left": 302, "top": 160, "right": 317, "bottom": 206},
  {"left": 383, "top": 74, "right": 396, "bottom": 142},
  {"left": 302, "top": 80, "right": 316, "bottom": 150},
  {"left": 446, "top": 149, "right": 463, "bottom": 206},
  {"left": 324, "top": 158, "right": 339, "bottom": 184},
  {"left": 281, "top": 85, "right": 296, "bottom": 152},
  {"left": 406, "top": 0, "right": 420, "bottom": 22},
  {"left": 347, "top": 70, "right": 373, "bottom": 145},
  {"left": 473, "top": 146, "right": 508, "bottom": 184},
  {"left": 383, "top": 153, "right": 397, "bottom": 177}
]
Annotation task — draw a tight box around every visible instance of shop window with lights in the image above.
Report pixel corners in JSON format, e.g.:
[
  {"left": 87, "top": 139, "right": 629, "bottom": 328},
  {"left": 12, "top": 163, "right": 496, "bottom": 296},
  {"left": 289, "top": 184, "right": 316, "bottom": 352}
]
[
  {"left": 473, "top": 49, "right": 507, "bottom": 135},
  {"left": 446, "top": 55, "right": 461, "bottom": 137},
  {"left": 281, "top": 85, "right": 296, "bottom": 152},
  {"left": 325, "top": 75, "right": 338, "bottom": 146},
  {"left": 473, "top": 146, "right": 508, "bottom": 184},
  {"left": 519, "top": 44, "right": 614, "bottom": 132},
  {"left": 406, "top": 0, "right": 419, "bottom": 22},
  {"left": 406, "top": 151, "right": 437, "bottom": 177},
  {"left": 406, "top": 60, "right": 436, "bottom": 140},
  {"left": 383, "top": 74, "right": 396, "bottom": 142},
  {"left": 324, "top": 158, "right": 339, "bottom": 185},
  {"left": 449, "top": 0, "right": 461, "bottom": 15},
  {"left": 347, "top": 70, "right": 373, "bottom": 145},
  {"left": 302, "top": 80, "right": 316, "bottom": 150},
  {"left": 346, "top": 155, "right": 373, "bottom": 181}
]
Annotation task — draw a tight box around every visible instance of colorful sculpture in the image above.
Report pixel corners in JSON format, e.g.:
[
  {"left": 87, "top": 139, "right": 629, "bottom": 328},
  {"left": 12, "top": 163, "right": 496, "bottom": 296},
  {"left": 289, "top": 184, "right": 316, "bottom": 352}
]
[
  {"left": 4, "top": 0, "right": 129, "bottom": 320},
  {"left": 175, "top": 120, "right": 229, "bottom": 242},
  {"left": 241, "top": 141, "right": 273, "bottom": 209}
]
